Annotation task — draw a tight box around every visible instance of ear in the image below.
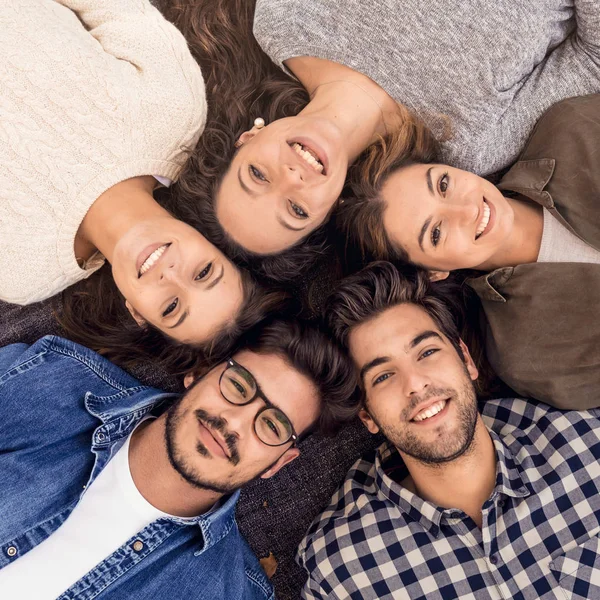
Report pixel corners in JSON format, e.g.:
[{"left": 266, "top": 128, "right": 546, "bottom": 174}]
[
  {"left": 235, "top": 129, "right": 259, "bottom": 148},
  {"left": 125, "top": 300, "right": 147, "bottom": 328},
  {"left": 429, "top": 270, "right": 450, "bottom": 282},
  {"left": 260, "top": 447, "right": 300, "bottom": 479},
  {"left": 183, "top": 372, "right": 195, "bottom": 389},
  {"left": 358, "top": 408, "right": 380, "bottom": 435},
  {"left": 458, "top": 339, "right": 479, "bottom": 381}
]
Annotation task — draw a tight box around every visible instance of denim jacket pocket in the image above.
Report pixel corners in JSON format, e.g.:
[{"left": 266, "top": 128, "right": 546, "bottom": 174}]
[{"left": 549, "top": 534, "right": 600, "bottom": 599}]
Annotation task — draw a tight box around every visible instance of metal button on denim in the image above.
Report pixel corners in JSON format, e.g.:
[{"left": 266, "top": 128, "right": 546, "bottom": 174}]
[
  {"left": 133, "top": 540, "right": 144, "bottom": 552},
  {"left": 7, "top": 546, "right": 17, "bottom": 557}
]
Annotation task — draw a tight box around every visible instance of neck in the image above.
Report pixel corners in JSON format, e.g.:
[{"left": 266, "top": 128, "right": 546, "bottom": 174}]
[
  {"left": 285, "top": 56, "right": 402, "bottom": 163},
  {"left": 128, "top": 416, "right": 222, "bottom": 518},
  {"left": 478, "top": 196, "right": 544, "bottom": 271},
  {"left": 75, "top": 176, "right": 166, "bottom": 264},
  {"left": 401, "top": 418, "right": 496, "bottom": 528}
]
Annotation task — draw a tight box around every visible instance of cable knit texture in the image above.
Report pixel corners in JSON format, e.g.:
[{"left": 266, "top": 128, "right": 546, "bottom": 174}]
[{"left": 0, "top": 0, "right": 206, "bottom": 305}]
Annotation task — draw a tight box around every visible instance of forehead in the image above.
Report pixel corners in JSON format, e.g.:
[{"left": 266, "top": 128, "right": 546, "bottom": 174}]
[
  {"left": 231, "top": 349, "right": 320, "bottom": 433},
  {"left": 348, "top": 303, "right": 443, "bottom": 365}
]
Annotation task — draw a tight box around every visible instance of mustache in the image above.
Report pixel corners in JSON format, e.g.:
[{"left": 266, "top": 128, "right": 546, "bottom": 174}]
[
  {"left": 403, "top": 387, "right": 455, "bottom": 420},
  {"left": 195, "top": 409, "right": 240, "bottom": 465}
]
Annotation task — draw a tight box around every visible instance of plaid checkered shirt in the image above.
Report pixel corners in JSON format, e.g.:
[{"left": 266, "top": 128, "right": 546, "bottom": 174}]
[{"left": 297, "top": 398, "right": 600, "bottom": 599}]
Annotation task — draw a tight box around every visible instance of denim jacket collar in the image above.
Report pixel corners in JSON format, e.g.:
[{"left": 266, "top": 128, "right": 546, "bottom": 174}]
[{"left": 81, "top": 366, "right": 239, "bottom": 551}]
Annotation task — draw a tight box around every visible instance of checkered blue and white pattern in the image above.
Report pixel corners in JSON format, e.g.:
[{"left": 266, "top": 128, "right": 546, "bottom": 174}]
[{"left": 297, "top": 398, "right": 600, "bottom": 599}]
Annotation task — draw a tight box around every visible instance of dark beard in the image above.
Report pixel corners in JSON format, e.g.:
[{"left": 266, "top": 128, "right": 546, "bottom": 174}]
[
  {"left": 374, "top": 378, "right": 478, "bottom": 467},
  {"left": 163, "top": 398, "right": 281, "bottom": 494}
]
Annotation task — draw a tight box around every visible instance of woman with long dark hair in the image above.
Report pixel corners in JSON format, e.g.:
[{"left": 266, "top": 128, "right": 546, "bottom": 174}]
[
  {"left": 0, "top": 0, "right": 280, "bottom": 372},
  {"left": 165, "top": 0, "right": 600, "bottom": 277},
  {"left": 338, "top": 94, "right": 600, "bottom": 410}
]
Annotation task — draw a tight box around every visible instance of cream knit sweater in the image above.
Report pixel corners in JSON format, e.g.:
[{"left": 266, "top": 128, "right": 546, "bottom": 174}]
[{"left": 0, "top": 0, "right": 206, "bottom": 305}]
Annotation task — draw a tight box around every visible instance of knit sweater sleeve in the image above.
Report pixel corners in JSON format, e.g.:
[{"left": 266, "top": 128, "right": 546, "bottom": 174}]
[
  {"left": 55, "top": 0, "right": 206, "bottom": 171},
  {"left": 0, "top": 0, "right": 206, "bottom": 305},
  {"left": 477, "top": 0, "right": 600, "bottom": 173}
]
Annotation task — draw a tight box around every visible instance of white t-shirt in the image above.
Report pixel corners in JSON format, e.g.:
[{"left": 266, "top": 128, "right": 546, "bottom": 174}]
[
  {"left": 0, "top": 422, "right": 183, "bottom": 599},
  {"left": 537, "top": 208, "right": 600, "bottom": 264}
]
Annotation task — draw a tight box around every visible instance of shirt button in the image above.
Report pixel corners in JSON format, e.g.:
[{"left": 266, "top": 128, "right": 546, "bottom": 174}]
[
  {"left": 449, "top": 511, "right": 462, "bottom": 519},
  {"left": 6, "top": 546, "right": 17, "bottom": 557},
  {"left": 490, "top": 554, "right": 498, "bottom": 565},
  {"left": 497, "top": 498, "right": 506, "bottom": 508},
  {"left": 132, "top": 540, "right": 144, "bottom": 552}
]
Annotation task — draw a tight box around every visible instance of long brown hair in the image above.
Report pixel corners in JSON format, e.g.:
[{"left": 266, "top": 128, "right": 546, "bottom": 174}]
[
  {"left": 336, "top": 122, "right": 441, "bottom": 271},
  {"left": 57, "top": 263, "right": 289, "bottom": 375},
  {"left": 157, "top": 0, "right": 336, "bottom": 283}
]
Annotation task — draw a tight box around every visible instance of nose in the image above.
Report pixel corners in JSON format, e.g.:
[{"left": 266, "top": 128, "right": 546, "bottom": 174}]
[
  {"left": 402, "top": 368, "right": 431, "bottom": 399},
  {"left": 280, "top": 163, "right": 305, "bottom": 190},
  {"left": 219, "top": 402, "right": 257, "bottom": 440},
  {"left": 443, "top": 197, "right": 479, "bottom": 227},
  {"left": 158, "top": 261, "right": 184, "bottom": 285}
]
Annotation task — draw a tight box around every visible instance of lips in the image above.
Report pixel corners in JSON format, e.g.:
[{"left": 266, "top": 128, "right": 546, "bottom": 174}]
[
  {"left": 409, "top": 397, "right": 451, "bottom": 423},
  {"left": 288, "top": 137, "right": 328, "bottom": 175},
  {"left": 136, "top": 243, "right": 170, "bottom": 278},
  {"left": 198, "top": 420, "right": 231, "bottom": 459},
  {"left": 475, "top": 198, "right": 494, "bottom": 240}
]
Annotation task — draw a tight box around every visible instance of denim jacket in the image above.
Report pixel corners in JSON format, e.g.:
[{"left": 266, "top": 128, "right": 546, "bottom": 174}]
[{"left": 0, "top": 336, "right": 274, "bottom": 600}]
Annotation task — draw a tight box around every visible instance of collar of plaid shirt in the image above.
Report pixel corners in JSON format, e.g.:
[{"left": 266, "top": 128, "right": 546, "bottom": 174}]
[{"left": 375, "top": 432, "right": 531, "bottom": 537}]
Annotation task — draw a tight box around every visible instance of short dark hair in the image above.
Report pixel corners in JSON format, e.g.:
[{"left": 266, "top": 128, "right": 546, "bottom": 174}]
[
  {"left": 326, "top": 261, "right": 463, "bottom": 360},
  {"left": 230, "top": 317, "right": 360, "bottom": 437}
]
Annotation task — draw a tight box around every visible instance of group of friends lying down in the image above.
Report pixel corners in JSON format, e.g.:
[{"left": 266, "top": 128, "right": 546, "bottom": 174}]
[{"left": 1, "top": 0, "right": 600, "bottom": 598}]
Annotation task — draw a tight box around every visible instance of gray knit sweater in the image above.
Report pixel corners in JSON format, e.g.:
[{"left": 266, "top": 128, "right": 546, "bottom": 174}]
[{"left": 254, "top": 0, "right": 600, "bottom": 175}]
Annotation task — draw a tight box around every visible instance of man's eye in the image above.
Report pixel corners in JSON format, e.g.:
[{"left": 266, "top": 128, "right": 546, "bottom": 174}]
[
  {"left": 264, "top": 418, "right": 279, "bottom": 436},
  {"left": 289, "top": 201, "right": 308, "bottom": 219},
  {"left": 373, "top": 373, "right": 392, "bottom": 386},
  {"left": 419, "top": 348, "right": 439, "bottom": 360},
  {"left": 196, "top": 262, "right": 212, "bottom": 281},
  {"left": 431, "top": 225, "right": 441, "bottom": 247},
  {"left": 249, "top": 165, "right": 267, "bottom": 182},
  {"left": 439, "top": 173, "right": 450, "bottom": 194},
  {"left": 231, "top": 379, "right": 247, "bottom": 398},
  {"left": 162, "top": 299, "right": 178, "bottom": 317}
]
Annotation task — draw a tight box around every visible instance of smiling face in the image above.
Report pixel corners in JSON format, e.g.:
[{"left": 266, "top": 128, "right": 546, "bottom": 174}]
[
  {"left": 348, "top": 303, "right": 480, "bottom": 465},
  {"left": 164, "top": 350, "right": 320, "bottom": 493},
  {"left": 380, "top": 164, "right": 515, "bottom": 272},
  {"left": 110, "top": 216, "right": 243, "bottom": 344},
  {"left": 215, "top": 115, "right": 349, "bottom": 254}
]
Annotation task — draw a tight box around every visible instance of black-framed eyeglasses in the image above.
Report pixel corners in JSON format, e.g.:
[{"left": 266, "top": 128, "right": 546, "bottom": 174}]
[{"left": 219, "top": 358, "right": 298, "bottom": 447}]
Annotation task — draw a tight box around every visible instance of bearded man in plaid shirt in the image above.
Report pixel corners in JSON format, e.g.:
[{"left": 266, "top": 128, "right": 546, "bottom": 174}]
[{"left": 298, "top": 261, "right": 600, "bottom": 600}]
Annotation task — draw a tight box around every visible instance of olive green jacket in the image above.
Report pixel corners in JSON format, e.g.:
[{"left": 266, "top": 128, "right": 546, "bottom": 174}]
[{"left": 468, "top": 94, "right": 600, "bottom": 409}]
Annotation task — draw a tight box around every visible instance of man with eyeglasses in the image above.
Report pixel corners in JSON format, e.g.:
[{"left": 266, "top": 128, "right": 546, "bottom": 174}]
[{"left": 0, "top": 319, "right": 357, "bottom": 600}]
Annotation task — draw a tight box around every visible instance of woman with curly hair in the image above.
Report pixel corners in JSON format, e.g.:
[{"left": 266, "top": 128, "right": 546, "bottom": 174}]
[{"left": 165, "top": 0, "right": 600, "bottom": 278}]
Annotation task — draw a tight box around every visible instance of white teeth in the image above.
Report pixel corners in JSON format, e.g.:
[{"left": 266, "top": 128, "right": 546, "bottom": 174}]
[
  {"left": 292, "top": 143, "right": 324, "bottom": 173},
  {"left": 476, "top": 201, "right": 491, "bottom": 238},
  {"left": 413, "top": 400, "right": 447, "bottom": 422},
  {"left": 139, "top": 244, "right": 168, "bottom": 275}
]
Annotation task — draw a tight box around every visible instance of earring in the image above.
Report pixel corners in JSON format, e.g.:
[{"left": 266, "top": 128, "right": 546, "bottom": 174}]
[{"left": 254, "top": 117, "right": 265, "bottom": 129}]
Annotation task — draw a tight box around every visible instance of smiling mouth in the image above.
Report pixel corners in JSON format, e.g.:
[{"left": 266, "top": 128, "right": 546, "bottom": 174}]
[
  {"left": 138, "top": 243, "right": 170, "bottom": 278},
  {"left": 412, "top": 399, "right": 448, "bottom": 422},
  {"left": 475, "top": 200, "right": 491, "bottom": 240},
  {"left": 290, "top": 142, "right": 325, "bottom": 174}
]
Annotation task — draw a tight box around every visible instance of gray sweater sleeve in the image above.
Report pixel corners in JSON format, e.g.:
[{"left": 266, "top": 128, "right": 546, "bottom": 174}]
[{"left": 477, "top": 0, "right": 600, "bottom": 174}]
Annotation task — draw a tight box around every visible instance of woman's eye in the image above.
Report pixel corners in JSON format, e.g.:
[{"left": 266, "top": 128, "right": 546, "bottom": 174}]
[
  {"left": 431, "top": 225, "right": 441, "bottom": 247},
  {"left": 195, "top": 262, "right": 213, "bottom": 281},
  {"left": 373, "top": 373, "right": 393, "bottom": 386},
  {"left": 439, "top": 173, "right": 450, "bottom": 194},
  {"left": 162, "top": 299, "right": 178, "bottom": 317},
  {"left": 419, "top": 349, "right": 439, "bottom": 360},
  {"left": 289, "top": 201, "right": 308, "bottom": 219},
  {"left": 249, "top": 165, "right": 267, "bottom": 182}
]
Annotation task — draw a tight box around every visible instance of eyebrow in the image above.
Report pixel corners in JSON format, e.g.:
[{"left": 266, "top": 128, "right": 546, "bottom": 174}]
[
  {"left": 426, "top": 167, "right": 435, "bottom": 196},
  {"left": 237, "top": 166, "right": 256, "bottom": 197},
  {"left": 359, "top": 356, "right": 391, "bottom": 384},
  {"left": 418, "top": 216, "right": 433, "bottom": 252},
  {"left": 276, "top": 213, "right": 307, "bottom": 232},
  {"left": 206, "top": 265, "right": 224, "bottom": 290},
  {"left": 408, "top": 330, "right": 443, "bottom": 351},
  {"left": 167, "top": 309, "right": 189, "bottom": 330}
]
